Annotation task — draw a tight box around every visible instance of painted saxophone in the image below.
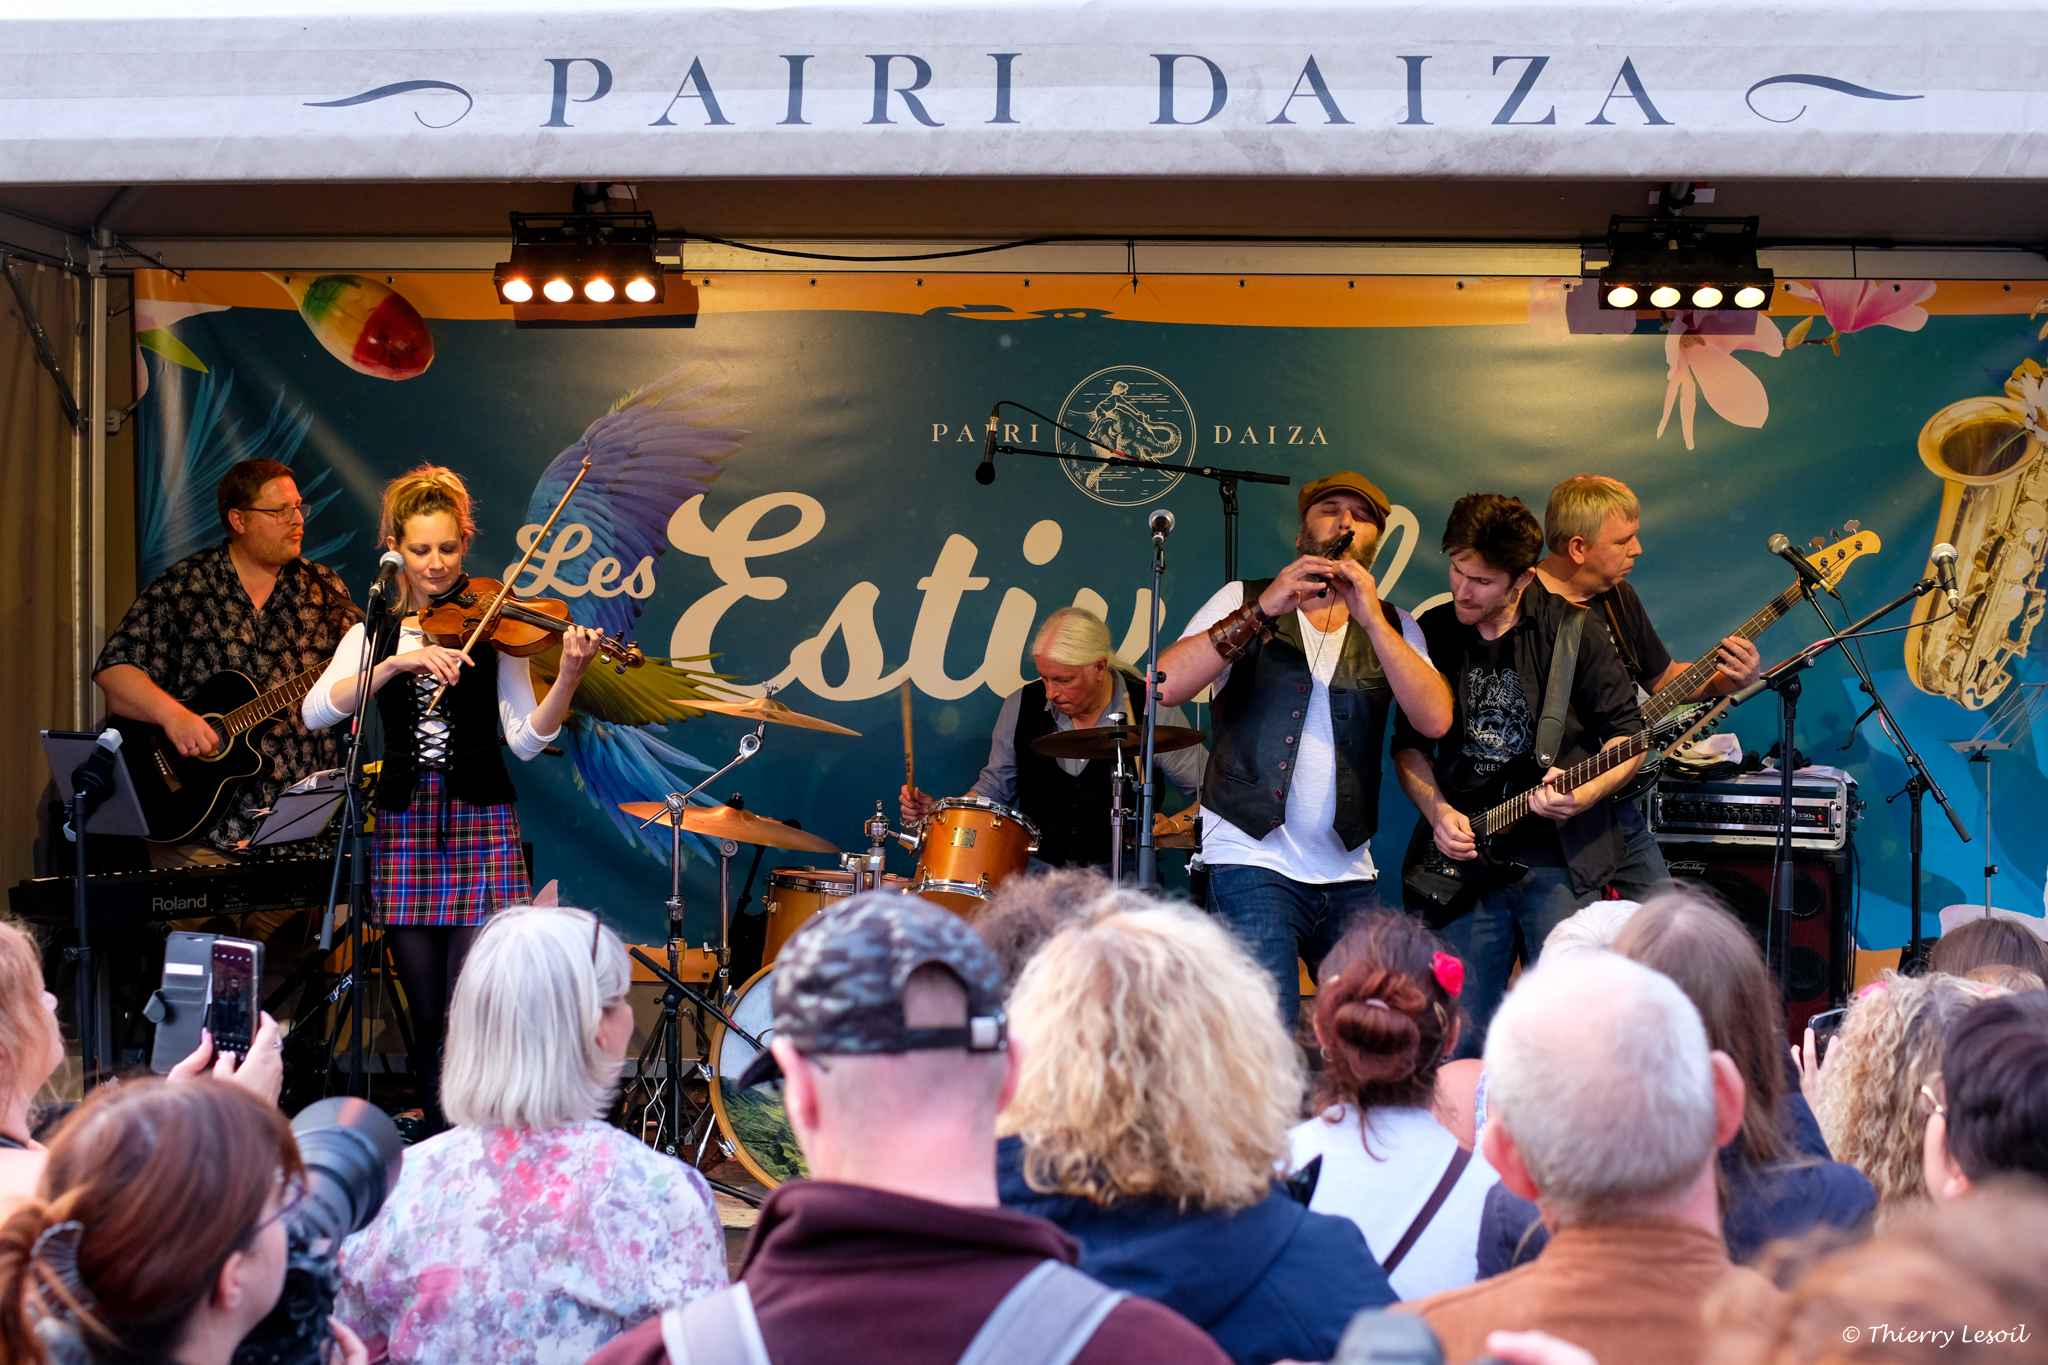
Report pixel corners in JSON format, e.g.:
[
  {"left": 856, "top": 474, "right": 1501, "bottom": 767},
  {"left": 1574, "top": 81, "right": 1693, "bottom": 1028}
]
[{"left": 1903, "top": 359, "right": 2048, "bottom": 710}]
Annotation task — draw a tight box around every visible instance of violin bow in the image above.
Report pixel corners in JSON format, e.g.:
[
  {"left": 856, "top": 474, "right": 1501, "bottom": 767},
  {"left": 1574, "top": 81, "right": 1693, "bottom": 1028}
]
[{"left": 424, "top": 453, "right": 594, "bottom": 716}]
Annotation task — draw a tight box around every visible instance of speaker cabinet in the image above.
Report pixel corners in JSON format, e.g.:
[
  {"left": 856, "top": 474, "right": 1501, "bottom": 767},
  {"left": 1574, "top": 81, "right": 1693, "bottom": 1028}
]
[{"left": 1659, "top": 841, "right": 1853, "bottom": 1042}]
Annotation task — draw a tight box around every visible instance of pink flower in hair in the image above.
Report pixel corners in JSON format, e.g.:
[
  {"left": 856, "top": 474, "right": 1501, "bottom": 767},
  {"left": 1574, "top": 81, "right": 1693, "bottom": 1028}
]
[{"left": 1431, "top": 951, "right": 1465, "bottom": 998}]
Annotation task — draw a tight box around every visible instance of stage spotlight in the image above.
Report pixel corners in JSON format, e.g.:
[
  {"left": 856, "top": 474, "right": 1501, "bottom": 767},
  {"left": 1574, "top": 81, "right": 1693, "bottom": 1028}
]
[
  {"left": 493, "top": 209, "right": 669, "bottom": 311},
  {"left": 1595, "top": 215, "right": 1774, "bottom": 312}
]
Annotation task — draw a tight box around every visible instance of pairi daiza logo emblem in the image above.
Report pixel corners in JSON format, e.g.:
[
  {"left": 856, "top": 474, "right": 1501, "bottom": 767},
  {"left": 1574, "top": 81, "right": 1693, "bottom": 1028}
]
[{"left": 1057, "top": 365, "right": 1196, "bottom": 507}]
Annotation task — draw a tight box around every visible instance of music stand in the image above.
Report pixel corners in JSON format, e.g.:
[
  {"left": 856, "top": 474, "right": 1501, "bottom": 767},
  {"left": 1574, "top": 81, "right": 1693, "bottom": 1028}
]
[
  {"left": 1949, "top": 683, "right": 2048, "bottom": 916},
  {"left": 42, "top": 730, "right": 152, "bottom": 1085},
  {"left": 248, "top": 769, "right": 347, "bottom": 848}
]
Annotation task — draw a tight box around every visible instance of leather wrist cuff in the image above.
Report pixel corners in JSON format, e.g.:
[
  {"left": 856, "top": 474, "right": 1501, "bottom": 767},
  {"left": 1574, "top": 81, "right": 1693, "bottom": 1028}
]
[{"left": 1207, "top": 602, "right": 1273, "bottom": 662}]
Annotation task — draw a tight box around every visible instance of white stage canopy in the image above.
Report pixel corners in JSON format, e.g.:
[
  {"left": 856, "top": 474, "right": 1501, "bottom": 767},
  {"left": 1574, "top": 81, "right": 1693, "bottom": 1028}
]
[{"left": 2, "top": 0, "right": 2044, "bottom": 187}]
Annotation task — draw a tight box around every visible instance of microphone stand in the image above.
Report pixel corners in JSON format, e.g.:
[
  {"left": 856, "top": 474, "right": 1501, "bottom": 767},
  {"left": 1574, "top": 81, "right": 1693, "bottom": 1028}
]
[
  {"left": 321, "top": 597, "right": 389, "bottom": 1100},
  {"left": 1702, "top": 572, "right": 1969, "bottom": 989},
  {"left": 1135, "top": 522, "right": 1169, "bottom": 889},
  {"left": 981, "top": 400, "right": 1288, "bottom": 579},
  {"left": 1796, "top": 586, "right": 1970, "bottom": 973}
]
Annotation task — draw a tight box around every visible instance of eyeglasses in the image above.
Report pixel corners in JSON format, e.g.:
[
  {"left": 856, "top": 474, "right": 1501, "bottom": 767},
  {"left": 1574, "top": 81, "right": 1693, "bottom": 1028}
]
[
  {"left": 245, "top": 1169, "right": 308, "bottom": 1244},
  {"left": 241, "top": 501, "right": 309, "bottom": 522}
]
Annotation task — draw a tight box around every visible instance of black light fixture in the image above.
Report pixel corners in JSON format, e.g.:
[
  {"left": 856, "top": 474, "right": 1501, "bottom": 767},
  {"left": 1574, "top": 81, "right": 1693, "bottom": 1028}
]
[
  {"left": 492, "top": 210, "right": 666, "bottom": 308},
  {"left": 1592, "top": 215, "right": 1774, "bottom": 312}
]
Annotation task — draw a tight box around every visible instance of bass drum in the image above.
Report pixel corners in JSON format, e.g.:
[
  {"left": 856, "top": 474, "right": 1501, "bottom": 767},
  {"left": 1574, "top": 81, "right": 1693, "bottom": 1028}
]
[{"left": 707, "top": 965, "right": 806, "bottom": 1190}]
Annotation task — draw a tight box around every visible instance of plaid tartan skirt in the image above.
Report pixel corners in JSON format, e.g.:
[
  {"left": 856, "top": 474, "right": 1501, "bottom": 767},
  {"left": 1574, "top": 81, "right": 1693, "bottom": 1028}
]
[{"left": 373, "top": 771, "right": 530, "bottom": 927}]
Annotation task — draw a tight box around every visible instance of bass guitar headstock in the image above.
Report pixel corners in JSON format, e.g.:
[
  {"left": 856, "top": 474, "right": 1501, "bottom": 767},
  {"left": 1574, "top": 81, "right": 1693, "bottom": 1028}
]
[{"left": 1806, "top": 524, "right": 1882, "bottom": 590}]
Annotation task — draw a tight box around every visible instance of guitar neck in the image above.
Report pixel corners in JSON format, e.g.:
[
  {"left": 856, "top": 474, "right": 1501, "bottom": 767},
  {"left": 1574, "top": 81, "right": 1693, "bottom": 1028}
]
[
  {"left": 218, "top": 664, "right": 327, "bottom": 738},
  {"left": 1640, "top": 580, "right": 1803, "bottom": 724},
  {"left": 1475, "top": 728, "right": 1657, "bottom": 838}
]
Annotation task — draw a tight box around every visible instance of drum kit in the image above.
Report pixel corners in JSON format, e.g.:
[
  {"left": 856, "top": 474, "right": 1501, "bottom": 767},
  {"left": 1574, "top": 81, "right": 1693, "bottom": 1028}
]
[{"left": 613, "top": 685, "right": 1203, "bottom": 1196}]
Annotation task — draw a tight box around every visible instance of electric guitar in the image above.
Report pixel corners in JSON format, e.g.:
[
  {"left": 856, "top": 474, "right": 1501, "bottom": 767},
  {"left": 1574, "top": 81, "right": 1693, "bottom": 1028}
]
[
  {"left": 1401, "top": 701, "right": 1729, "bottom": 927},
  {"left": 110, "top": 664, "right": 329, "bottom": 843},
  {"left": 1619, "top": 527, "right": 1881, "bottom": 793}
]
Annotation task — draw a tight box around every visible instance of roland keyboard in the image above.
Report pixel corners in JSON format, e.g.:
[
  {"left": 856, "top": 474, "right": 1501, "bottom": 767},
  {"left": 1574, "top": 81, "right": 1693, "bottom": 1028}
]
[{"left": 8, "top": 851, "right": 348, "bottom": 928}]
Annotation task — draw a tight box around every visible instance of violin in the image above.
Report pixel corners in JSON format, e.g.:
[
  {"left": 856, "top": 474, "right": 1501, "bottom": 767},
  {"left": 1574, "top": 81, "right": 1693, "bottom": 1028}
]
[{"left": 416, "top": 576, "right": 645, "bottom": 673}]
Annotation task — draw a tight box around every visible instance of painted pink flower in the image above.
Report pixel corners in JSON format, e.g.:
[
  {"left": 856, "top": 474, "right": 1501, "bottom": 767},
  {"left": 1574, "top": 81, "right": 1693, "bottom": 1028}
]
[
  {"left": 1788, "top": 280, "right": 1935, "bottom": 335},
  {"left": 1658, "top": 311, "right": 1785, "bottom": 450}
]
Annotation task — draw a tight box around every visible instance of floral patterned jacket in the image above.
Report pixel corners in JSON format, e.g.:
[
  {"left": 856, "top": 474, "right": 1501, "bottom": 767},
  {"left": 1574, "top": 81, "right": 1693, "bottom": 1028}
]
[{"left": 337, "top": 1122, "right": 726, "bottom": 1363}]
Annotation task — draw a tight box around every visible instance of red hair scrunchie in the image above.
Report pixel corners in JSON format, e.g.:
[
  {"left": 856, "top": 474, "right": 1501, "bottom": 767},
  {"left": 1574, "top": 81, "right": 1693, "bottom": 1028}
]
[{"left": 1431, "top": 951, "right": 1465, "bottom": 998}]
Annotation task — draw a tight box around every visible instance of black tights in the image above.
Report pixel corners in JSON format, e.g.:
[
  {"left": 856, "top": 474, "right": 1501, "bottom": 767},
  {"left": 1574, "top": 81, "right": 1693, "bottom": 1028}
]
[{"left": 386, "top": 925, "right": 479, "bottom": 1129}]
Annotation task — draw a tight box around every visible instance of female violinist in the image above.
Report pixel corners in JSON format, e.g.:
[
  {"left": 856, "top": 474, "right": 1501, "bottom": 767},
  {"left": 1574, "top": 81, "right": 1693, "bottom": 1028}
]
[{"left": 301, "top": 464, "right": 599, "bottom": 1133}]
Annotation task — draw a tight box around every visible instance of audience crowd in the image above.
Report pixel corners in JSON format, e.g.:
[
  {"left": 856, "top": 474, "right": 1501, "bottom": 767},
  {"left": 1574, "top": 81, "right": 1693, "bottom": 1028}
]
[{"left": 0, "top": 869, "right": 2042, "bottom": 1364}]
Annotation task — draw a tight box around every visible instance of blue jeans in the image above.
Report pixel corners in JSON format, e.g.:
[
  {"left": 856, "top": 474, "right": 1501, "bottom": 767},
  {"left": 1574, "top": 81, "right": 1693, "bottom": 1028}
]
[
  {"left": 1437, "top": 862, "right": 1582, "bottom": 1057},
  {"left": 1607, "top": 798, "right": 1670, "bottom": 901},
  {"left": 1207, "top": 864, "right": 1382, "bottom": 1026}
]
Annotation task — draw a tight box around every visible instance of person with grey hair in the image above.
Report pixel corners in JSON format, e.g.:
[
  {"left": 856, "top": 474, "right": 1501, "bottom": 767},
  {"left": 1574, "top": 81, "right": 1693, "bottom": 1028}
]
[
  {"left": 902, "top": 606, "right": 1205, "bottom": 872},
  {"left": 337, "top": 905, "right": 725, "bottom": 1362},
  {"left": 1404, "top": 951, "right": 1774, "bottom": 1365}
]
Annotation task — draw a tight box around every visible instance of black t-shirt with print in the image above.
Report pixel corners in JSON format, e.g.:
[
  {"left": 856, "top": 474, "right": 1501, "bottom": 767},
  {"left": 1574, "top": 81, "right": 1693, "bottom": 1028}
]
[{"left": 1393, "top": 578, "right": 1642, "bottom": 883}]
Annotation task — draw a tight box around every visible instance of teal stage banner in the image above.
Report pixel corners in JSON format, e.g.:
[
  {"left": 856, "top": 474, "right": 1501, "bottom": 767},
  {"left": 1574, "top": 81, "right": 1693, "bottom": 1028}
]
[{"left": 131, "top": 270, "right": 2048, "bottom": 953}]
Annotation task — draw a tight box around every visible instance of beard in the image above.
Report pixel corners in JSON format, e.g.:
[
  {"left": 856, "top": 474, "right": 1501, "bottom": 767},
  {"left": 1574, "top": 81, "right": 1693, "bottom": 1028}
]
[{"left": 1295, "top": 524, "right": 1377, "bottom": 563}]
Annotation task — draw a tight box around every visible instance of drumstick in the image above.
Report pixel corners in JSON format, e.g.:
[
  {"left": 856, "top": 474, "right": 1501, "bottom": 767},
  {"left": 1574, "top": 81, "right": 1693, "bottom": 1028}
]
[{"left": 900, "top": 681, "right": 916, "bottom": 792}]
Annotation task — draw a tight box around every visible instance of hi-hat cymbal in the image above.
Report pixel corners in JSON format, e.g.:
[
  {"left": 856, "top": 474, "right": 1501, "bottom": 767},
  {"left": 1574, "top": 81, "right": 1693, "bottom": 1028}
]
[
  {"left": 618, "top": 801, "right": 841, "bottom": 854},
  {"left": 1031, "top": 724, "right": 1204, "bottom": 762},
  {"left": 688, "top": 696, "right": 862, "bottom": 737}
]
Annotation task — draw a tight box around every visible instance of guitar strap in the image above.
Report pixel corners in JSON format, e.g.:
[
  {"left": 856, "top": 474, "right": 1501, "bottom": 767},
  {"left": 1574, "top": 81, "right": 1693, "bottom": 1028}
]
[{"left": 1532, "top": 608, "right": 1585, "bottom": 770}]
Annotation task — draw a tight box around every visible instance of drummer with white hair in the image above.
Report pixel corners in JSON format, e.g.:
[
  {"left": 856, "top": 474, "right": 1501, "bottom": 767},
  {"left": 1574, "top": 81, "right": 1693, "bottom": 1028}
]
[{"left": 900, "top": 606, "right": 1206, "bottom": 871}]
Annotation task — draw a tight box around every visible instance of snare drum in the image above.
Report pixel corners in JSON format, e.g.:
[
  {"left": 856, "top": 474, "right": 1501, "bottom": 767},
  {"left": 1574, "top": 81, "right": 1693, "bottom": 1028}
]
[
  {"left": 910, "top": 796, "right": 1040, "bottom": 916},
  {"left": 762, "top": 867, "right": 909, "bottom": 963}
]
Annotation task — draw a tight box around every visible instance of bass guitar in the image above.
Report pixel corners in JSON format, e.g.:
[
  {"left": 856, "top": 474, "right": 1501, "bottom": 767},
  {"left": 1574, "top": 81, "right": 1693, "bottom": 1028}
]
[
  {"left": 111, "top": 664, "right": 329, "bottom": 843},
  {"left": 1401, "top": 701, "right": 1727, "bottom": 927},
  {"left": 1622, "top": 527, "right": 1880, "bottom": 791}
]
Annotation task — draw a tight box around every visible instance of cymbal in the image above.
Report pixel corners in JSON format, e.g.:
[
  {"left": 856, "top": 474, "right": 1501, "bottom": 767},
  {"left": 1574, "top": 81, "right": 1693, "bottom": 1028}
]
[
  {"left": 687, "top": 695, "right": 862, "bottom": 737},
  {"left": 617, "top": 801, "right": 841, "bottom": 854},
  {"left": 1031, "top": 724, "right": 1204, "bottom": 762}
]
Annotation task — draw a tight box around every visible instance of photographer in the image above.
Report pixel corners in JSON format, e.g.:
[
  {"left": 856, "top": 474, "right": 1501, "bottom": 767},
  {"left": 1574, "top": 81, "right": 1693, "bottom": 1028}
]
[{"left": 0, "top": 1077, "right": 364, "bottom": 1365}]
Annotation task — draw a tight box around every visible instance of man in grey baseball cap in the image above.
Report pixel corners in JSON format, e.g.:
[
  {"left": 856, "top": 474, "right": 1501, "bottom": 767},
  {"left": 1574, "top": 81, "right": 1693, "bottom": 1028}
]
[
  {"left": 731, "top": 890, "right": 1010, "bottom": 1090},
  {"left": 592, "top": 892, "right": 1226, "bottom": 1365}
]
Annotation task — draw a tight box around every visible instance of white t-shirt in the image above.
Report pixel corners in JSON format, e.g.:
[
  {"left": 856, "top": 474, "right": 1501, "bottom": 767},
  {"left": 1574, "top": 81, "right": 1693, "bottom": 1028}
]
[
  {"left": 1289, "top": 1104, "right": 1499, "bottom": 1300},
  {"left": 1179, "top": 581, "right": 1429, "bottom": 883}
]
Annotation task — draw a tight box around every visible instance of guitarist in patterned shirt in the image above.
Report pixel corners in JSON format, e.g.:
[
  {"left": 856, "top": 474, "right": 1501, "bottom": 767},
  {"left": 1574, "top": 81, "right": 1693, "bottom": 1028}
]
[
  {"left": 1530, "top": 475, "right": 1762, "bottom": 897},
  {"left": 94, "top": 458, "right": 361, "bottom": 863}
]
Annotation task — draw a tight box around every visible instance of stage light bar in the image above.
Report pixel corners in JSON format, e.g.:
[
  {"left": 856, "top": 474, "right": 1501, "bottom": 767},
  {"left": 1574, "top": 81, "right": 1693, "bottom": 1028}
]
[
  {"left": 1593, "top": 214, "right": 1775, "bottom": 313},
  {"left": 492, "top": 211, "right": 668, "bottom": 308}
]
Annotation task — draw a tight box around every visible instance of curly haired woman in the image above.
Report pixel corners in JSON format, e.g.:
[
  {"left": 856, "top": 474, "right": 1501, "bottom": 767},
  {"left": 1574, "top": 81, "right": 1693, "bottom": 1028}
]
[{"left": 997, "top": 900, "right": 1393, "bottom": 1365}]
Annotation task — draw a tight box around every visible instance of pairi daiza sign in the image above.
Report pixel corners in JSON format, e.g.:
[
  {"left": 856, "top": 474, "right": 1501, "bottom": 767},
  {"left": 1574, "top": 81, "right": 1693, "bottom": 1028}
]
[{"left": 5, "top": 4, "right": 2042, "bottom": 183}]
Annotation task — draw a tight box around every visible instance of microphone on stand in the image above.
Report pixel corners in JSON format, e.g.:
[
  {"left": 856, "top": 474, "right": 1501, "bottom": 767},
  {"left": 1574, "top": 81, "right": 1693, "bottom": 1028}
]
[
  {"left": 367, "top": 549, "right": 404, "bottom": 614},
  {"left": 1148, "top": 508, "right": 1175, "bottom": 545},
  {"left": 1931, "top": 542, "right": 1961, "bottom": 612},
  {"left": 65, "top": 727, "right": 125, "bottom": 839},
  {"left": 976, "top": 404, "right": 1000, "bottom": 485},
  {"left": 1767, "top": 533, "right": 1841, "bottom": 601}
]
